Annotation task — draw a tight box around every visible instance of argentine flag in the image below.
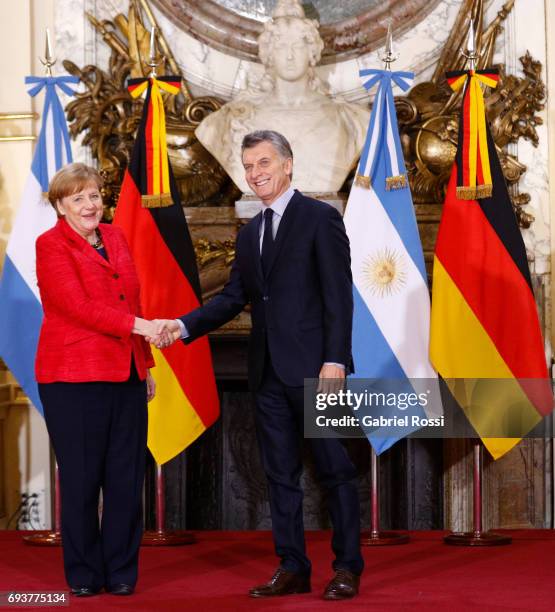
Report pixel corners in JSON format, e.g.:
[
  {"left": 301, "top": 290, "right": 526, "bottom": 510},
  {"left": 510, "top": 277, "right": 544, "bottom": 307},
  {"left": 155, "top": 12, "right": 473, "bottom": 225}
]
[
  {"left": 0, "top": 75, "right": 78, "bottom": 414},
  {"left": 344, "top": 69, "right": 439, "bottom": 454}
]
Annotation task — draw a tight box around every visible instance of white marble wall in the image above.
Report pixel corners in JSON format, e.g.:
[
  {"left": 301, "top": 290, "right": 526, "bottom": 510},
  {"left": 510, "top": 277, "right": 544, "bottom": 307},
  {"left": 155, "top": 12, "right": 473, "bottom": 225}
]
[
  {"left": 55, "top": 0, "right": 469, "bottom": 103},
  {"left": 485, "top": 0, "right": 551, "bottom": 358},
  {"left": 488, "top": 0, "right": 550, "bottom": 276}
]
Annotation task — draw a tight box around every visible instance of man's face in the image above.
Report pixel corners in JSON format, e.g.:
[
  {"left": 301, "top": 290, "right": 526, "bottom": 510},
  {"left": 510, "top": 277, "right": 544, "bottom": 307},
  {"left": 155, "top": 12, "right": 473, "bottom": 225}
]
[{"left": 242, "top": 141, "right": 292, "bottom": 205}]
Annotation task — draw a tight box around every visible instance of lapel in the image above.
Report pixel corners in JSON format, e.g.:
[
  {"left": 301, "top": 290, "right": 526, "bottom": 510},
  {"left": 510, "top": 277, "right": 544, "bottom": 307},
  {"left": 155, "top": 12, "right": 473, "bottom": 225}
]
[
  {"left": 58, "top": 218, "right": 113, "bottom": 270},
  {"left": 263, "top": 190, "right": 301, "bottom": 280}
]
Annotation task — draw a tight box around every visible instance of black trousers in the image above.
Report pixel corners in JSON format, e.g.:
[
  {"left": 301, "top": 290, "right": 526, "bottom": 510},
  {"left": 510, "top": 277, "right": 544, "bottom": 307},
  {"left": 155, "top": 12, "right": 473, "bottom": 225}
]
[
  {"left": 39, "top": 370, "right": 147, "bottom": 590},
  {"left": 254, "top": 357, "right": 364, "bottom": 576}
]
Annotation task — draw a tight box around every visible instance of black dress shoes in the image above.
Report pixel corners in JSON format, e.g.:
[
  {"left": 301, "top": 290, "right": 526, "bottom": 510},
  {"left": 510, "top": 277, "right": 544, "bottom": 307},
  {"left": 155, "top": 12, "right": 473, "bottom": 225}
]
[
  {"left": 249, "top": 568, "right": 311, "bottom": 598},
  {"left": 322, "top": 569, "right": 360, "bottom": 600},
  {"left": 70, "top": 586, "right": 100, "bottom": 597},
  {"left": 107, "top": 584, "right": 135, "bottom": 596}
]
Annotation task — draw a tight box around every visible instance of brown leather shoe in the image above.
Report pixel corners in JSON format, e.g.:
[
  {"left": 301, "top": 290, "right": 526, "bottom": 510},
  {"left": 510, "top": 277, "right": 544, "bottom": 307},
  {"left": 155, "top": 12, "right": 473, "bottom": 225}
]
[
  {"left": 249, "top": 568, "right": 311, "bottom": 598},
  {"left": 322, "top": 569, "right": 360, "bottom": 600}
]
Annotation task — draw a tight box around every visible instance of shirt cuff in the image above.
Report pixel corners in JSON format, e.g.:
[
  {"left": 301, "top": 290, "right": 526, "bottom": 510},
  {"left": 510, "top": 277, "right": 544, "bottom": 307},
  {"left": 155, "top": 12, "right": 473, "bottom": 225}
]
[
  {"left": 175, "top": 318, "right": 189, "bottom": 339},
  {"left": 323, "top": 362, "right": 345, "bottom": 369}
]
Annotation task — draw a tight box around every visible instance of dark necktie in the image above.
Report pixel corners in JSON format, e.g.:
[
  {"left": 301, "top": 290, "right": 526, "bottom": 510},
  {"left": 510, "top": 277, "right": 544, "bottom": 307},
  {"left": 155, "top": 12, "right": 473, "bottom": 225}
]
[{"left": 261, "top": 208, "right": 274, "bottom": 277}]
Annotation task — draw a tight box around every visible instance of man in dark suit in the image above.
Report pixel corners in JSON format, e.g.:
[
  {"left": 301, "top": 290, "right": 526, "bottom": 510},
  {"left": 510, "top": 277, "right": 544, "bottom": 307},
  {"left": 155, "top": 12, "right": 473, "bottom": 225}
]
[{"left": 157, "top": 130, "right": 363, "bottom": 600}]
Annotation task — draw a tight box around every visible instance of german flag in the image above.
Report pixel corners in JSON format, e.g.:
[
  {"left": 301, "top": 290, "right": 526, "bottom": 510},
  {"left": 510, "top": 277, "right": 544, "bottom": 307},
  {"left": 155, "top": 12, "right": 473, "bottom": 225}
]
[
  {"left": 114, "top": 75, "right": 219, "bottom": 464},
  {"left": 430, "top": 68, "right": 552, "bottom": 459}
]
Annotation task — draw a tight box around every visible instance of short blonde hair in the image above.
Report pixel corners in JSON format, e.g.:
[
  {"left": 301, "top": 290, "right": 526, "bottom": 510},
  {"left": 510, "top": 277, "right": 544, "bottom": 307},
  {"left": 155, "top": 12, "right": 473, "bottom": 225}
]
[{"left": 48, "top": 163, "right": 103, "bottom": 212}]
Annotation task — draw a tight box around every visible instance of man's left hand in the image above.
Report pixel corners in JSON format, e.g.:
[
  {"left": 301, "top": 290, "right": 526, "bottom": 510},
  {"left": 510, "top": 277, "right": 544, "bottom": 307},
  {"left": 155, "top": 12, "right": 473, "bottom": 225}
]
[
  {"left": 146, "top": 369, "right": 156, "bottom": 402},
  {"left": 317, "top": 364, "right": 345, "bottom": 395}
]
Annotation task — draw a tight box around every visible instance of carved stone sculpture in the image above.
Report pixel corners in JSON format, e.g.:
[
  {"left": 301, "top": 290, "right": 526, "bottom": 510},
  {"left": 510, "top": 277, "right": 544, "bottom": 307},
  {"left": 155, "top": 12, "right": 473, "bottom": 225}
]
[{"left": 195, "top": 0, "right": 370, "bottom": 194}]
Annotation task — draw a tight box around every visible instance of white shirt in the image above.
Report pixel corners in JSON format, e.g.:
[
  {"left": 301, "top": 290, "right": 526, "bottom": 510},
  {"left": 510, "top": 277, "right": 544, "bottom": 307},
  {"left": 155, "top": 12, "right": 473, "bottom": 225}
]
[{"left": 258, "top": 186, "right": 295, "bottom": 251}]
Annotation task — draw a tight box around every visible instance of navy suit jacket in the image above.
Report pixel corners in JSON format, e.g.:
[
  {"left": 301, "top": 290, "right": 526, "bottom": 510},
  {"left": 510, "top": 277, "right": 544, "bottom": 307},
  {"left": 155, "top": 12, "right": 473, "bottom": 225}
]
[{"left": 181, "top": 190, "right": 353, "bottom": 390}]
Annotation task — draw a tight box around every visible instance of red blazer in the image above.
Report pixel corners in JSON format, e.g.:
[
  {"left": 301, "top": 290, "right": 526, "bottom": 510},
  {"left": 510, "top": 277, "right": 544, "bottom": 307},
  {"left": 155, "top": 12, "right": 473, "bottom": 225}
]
[{"left": 35, "top": 218, "right": 155, "bottom": 383}]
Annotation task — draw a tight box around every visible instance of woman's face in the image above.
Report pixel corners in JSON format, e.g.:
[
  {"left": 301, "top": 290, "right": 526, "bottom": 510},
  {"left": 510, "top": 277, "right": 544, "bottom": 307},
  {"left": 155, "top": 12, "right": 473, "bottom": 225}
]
[{"left": 57, "top": 181, "right": 103, "bottom": 239}]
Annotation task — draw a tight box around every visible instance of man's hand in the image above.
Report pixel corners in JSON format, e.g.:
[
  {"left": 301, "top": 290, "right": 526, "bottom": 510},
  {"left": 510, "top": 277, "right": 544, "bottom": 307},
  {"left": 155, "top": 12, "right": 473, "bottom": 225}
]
[
  {"left": 317, "top": 363, "right": 346, "bottom": 395},
  {"left": 146, "top": 369, "right": 156, "bottom": 402},
  {"left": 133, "top": 317, "right": 175, "bottom": 348},
  {"left": 146, "top": 319, "right": 182, "bottom": 349}
]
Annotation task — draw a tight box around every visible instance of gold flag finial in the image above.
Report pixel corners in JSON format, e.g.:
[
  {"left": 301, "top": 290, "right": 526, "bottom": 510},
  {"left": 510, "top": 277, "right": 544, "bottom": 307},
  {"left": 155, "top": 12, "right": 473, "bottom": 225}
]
[
  {"left": 463, "top": 19, "right": 479, "bottom": 70},
  {"left": 40, "top": 28, "right": 56, "bottom": 76},
  {"left": 147, "top": 26, "right": 162, "bottom": 78},
  {"left": 380, "top": 23, "right": 399, "bottom": 71}
]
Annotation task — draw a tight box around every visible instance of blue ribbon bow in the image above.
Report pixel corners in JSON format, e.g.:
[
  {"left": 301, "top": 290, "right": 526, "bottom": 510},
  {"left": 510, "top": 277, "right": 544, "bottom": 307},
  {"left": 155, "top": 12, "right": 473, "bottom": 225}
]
[
  {"left": 357, "top": 69, "right": 414, "bottom": 190},
  {"left": 25, "top": 76, "right": 79, "bottom": 192}
]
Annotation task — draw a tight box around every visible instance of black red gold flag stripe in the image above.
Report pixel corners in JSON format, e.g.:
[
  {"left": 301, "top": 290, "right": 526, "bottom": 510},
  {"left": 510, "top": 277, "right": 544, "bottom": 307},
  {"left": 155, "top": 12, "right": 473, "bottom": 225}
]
[
  {"left": 127, "top": 76, "right": 181, "bottom": 208},
  {"left": 114, "top": 76, "right": 219, "bottom": 465},
  {"left": 446, "top": 69, "right": 499, "bottom": 200},
  {"left": 430, "top": 69, "right": 552, "bottom": 460}
]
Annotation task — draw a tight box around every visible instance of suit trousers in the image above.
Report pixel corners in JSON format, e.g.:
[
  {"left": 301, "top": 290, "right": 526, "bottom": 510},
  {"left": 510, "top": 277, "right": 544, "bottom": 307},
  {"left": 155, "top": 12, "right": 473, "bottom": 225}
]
[
  {"left": 39, "top": 369, "right": 147, "bottom": 590},
  {"left": 254, "top": 355, "right": 364, "bottom": 576}
]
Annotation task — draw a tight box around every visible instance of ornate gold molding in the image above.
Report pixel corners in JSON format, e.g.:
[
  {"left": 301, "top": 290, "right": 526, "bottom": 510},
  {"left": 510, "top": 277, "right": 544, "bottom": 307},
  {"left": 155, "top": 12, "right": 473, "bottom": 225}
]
[
  {"left": 193, "top": 238, "right": 236, "bottom": 268},
  {"left": 0, "top": 112, "right": 38, "bottom": 143},
  {"left": 396, "top": 0, "right": 545, "bottom": 228},
  {"left": 63, "top": 1, "right": 240, "bottom": 219}
]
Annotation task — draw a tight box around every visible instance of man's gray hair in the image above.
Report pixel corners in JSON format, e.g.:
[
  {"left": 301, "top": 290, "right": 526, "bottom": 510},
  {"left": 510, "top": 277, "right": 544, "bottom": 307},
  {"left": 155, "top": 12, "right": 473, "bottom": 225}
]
[{"left": 241, "top": 130, "right": 293, "bottom": 162}]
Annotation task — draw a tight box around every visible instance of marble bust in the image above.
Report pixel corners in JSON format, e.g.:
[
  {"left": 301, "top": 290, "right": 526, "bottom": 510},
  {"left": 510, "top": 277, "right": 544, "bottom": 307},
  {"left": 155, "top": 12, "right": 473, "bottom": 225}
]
[{"left": 195, "top": 0, "right": 370, "bottom": 194}]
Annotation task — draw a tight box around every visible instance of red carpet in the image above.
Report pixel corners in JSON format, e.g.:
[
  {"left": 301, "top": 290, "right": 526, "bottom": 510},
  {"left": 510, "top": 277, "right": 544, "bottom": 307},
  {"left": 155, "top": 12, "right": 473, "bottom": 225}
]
[{"left": 1, "top": 530, "right": 555, "bottom": 610}]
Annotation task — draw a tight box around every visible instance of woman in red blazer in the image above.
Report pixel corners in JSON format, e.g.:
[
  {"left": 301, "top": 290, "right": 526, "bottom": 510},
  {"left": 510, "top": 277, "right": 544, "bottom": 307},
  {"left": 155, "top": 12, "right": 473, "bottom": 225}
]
[{"left": 35, "top": 163, "right": 164, "bottom": 597}]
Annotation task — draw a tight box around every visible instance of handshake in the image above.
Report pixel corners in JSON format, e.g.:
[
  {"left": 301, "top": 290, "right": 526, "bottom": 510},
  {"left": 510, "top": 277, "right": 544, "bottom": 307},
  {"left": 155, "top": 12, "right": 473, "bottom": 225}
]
[{"left": 133, "top": 318, "right": 182, "bottom": 349}]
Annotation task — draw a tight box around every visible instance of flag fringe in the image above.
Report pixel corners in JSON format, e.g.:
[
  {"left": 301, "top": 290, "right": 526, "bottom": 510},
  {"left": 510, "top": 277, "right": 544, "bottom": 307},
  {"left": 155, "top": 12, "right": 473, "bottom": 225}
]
[
  {"left": 141, "top": 193, "right": 174, "bottom": 208},
  {"left": 456, "top": 184, "right": 493, "bottom": 200},
  {"left": 355, "top": 174, "right": 371, "bottom": 189},
  {"left": 385, "top": 175, "right": 407, "bottom": 191},
  {"left": 476, "top": 184, "right": 493, "bottom": 199}
]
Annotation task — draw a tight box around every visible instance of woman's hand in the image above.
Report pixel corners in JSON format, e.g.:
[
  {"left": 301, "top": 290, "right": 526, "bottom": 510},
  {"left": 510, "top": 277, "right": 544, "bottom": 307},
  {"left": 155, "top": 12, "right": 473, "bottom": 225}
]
[
  {"left": 149, "top": 319, "right": 182, "bottom": 348},
  {"left": 133, "top": 317, "right": 158, "bottom": 338},
  {"left": 133, "top": 317, "right": 173, "bottom": 348},
  {"left": 146, "top": 370, "right": 156, "bottom": 402}
]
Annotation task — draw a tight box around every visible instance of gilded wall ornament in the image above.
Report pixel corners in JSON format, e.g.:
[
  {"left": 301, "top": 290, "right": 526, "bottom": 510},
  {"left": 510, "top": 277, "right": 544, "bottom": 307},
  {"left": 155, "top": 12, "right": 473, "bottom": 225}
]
[
  {"left": 64, "top": 0, "right": 241, "bottom": 218},
  {"left": 396, "top": 0, "right": 545, "bottom": 228}
]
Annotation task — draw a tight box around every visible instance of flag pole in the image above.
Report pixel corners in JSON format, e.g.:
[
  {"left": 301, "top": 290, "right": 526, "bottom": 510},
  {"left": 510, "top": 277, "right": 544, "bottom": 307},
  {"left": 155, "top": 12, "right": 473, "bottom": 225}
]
[
  {"left": 137, "top": 28, "right": 194, "bottom": 546},
  {"left": 23, "top": 30, "right": 61, "bottom": 547},
  {"left": 444, "top": 439, "right": 511, "bottom": 546},
  {"left": 441, "top": 21, "right": 511, "bottom": 546},
  {"left": 359, "top": 24, "right": 409, "bottom": 547},
  {"left": 141, "top": 464, "right": 195, "bottom": 546},
  {"left": 361, "top": 447, "right": 409, "bottom": 546}
]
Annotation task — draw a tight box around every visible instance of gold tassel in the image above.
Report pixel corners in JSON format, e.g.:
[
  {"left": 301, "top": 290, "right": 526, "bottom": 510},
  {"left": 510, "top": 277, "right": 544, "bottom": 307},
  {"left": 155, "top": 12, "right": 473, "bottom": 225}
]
[
  {"left": 456, "top": 185, "right": 492, "bottom": 200},
  {"left": 475, "top": 184, "right": 493, "bottom": 199},
  {"left": 385, "top": 175, "right": 407, "bottom": 191},
  {"left": 456, "top": 186, "right": 478, "bottom": 200},
  {"left": 355, "top": 174, "right": 371, "bottom": 189},
  {"left": 141, "top": 193, "right": 174, "bottom": 208}
]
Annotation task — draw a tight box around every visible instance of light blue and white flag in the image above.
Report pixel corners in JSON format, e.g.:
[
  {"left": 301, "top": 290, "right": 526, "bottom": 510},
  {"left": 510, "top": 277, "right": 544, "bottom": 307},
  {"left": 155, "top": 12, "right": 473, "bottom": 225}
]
[
  {"left": 344, "top": 69, "right": 439, "bottom": 454},
  {"left": 0, "top": 75, "right": 78, "bottom": 415}
]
